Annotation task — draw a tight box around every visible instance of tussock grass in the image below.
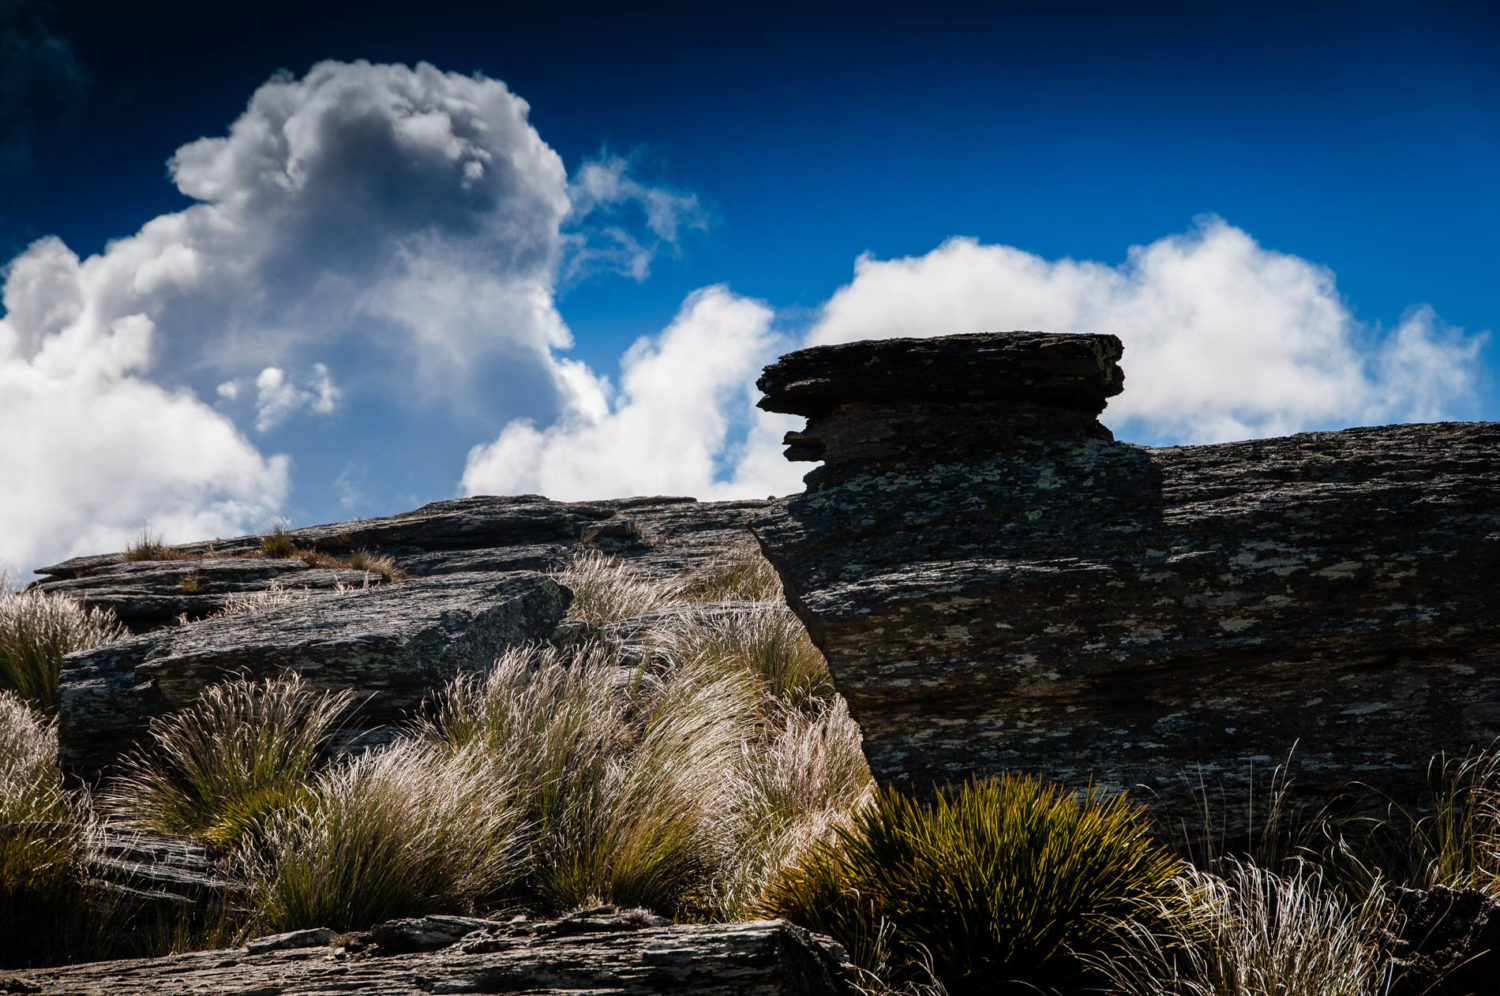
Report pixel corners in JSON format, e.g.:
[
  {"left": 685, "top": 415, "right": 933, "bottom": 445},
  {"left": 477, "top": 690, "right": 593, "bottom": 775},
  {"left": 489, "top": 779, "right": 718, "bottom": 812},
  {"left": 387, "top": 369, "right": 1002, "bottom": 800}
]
[
  {"left": 684, "top": 540, "right": 784, "bottom": 602},
  {"left": 259, "top": 522, "right": 298, "bottom": 559},
  {"left": 664, "top": 602, "right": 833, "bottom": 710},
  {"left": 346, "top": 549, "right": 407, "bottom": 582},
  {"left": 0, "top": 692, "right": 101, "bottom": 967},
  {"left": 425, "top": 643, "right": 757, "bottom": 915},
  {"left": 1096, "top": 861, "right": 1392, "bottom": 996},
  {"left": 718, "top": 698, "right": 873, "bottom": 918},
  {"left": 237, "top": 741, "right": 527, "bottom": 933},
  {"left": 122, "top": 529, "right": 199, "bottom": 562},
  {"left": 0, "top": 588, "right": 125, "bottom": 712},
  {"left": 552, "top": 550, "right": 689, "bottom": 625},
  {"left": 101, "top": 675, "right": 356, "bottom": 849},
  {"left": 763, "top": 774, "right": 1188, "bottom": 994}
]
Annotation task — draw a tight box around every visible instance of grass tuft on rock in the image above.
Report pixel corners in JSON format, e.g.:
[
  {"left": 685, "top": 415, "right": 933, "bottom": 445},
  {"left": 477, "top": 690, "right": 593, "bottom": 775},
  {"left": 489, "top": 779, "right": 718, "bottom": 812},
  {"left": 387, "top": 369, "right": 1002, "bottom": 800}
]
[
  {"left": 763, "top": 774, "right": 1188, "bottom": 994},
  {"left": 101, "top": 674, "right": 356, "bottom": 849},
  {"left": 0, "top": 692, "right": 106, "bottom": 967},
  {"left": 0, "top": 588, "right": 125, "bottom": 713},
  {"left": 237, "top": 741, "right": 527, "bottom": 934}
]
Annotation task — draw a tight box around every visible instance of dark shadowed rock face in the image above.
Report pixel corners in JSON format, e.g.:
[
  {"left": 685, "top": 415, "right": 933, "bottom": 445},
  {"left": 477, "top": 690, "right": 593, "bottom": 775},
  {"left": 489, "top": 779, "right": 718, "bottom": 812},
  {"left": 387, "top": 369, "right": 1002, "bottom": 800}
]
[
  {"left": 5, "top": 911, "right": 859, "bottom": 995},
  {"left": 754, "top": 331, "right": 1500, "bottom": 833},
  {"left": 57, "top": 572, "right": 569, "bottom": 778}
]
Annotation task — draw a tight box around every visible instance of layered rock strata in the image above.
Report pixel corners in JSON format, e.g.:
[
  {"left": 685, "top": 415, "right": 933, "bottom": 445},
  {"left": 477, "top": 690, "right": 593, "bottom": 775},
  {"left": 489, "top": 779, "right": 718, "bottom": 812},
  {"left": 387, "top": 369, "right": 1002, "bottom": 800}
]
[
  {"left": 58, "top": 572, "right": 569, "bottom": 777},
  {"left": 33, "top": 495, "right": 770, "bottom": 632},
  {"left": 753, "top": 331, "right": 1500, "bottom": 830},
  {"left": 3, "top": 911, "right": 858, "bottom": 995}
]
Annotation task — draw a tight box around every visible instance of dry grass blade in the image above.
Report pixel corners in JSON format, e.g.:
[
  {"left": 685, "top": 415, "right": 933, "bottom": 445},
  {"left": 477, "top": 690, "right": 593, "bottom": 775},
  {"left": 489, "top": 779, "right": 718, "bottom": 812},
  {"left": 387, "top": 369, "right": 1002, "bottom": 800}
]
[
  {"left": 550, "top": 549, "right": 688, "bottom": 625},
  {"left": 683, "top": 540, "right": 784, "bottom": 602},
  {"left": 1095, "top": 860, "right": 1393, "bottom": 996},
  {"left": 424, "top": 642, "right": 756, "bottom": 916},
  {"left": 122, "top": 529, "right": 199, "bottom": 562},
  {"left": 718, "top": 697, "right": 873, "bottom": 919},
  {"left": 662, "top": 602, "right": 834, "bottom": 710},
  {"left": 101, "top": 674, "right": 356, "bottom": 849},
  {"left": 0, "top": 588, "right": 126, "bottom": 712},
  {"left": 237, "top": 741, "right": 527, "bottom": 934},
  {"left": 0, "top": 691, "right": 101, "bottom": 967}
]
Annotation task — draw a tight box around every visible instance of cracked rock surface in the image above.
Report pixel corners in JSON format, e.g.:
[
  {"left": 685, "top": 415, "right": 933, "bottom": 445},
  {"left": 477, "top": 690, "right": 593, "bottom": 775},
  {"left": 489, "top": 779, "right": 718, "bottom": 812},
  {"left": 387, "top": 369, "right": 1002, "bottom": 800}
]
[{"left": 4, "top": 911, "right": 858, "bottom": 996}]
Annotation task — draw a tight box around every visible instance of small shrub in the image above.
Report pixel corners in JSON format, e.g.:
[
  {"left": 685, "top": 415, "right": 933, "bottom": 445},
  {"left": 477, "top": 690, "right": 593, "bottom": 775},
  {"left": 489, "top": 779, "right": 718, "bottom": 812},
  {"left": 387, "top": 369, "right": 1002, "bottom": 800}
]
[
  {"left": 259, "top": 522, "right": 299, "bottom": 559},
  {"left": 763, "top": 774, "right": 1188, "bottom": 994},
  {"left": 101, "top": 675, "right": 356, "bottom": 849},
  {"left": 683, "top": 540, "right": 784, "bottom": 602},
  {"left": 0, "top": 589, "right": 126, "bottom": 712},
  {"left": 1095, "top": 860, "right": 1392, "bottom": 996},
  {"left": 347, "top": 549, "right": 407, "bottom": 582},
  {"left": 551, "top": 550, "right": 688, "bottom": 625},
  {"left": 237, "top": 741, "right": 527, "bottom": 933},
  {"left": 122, "top": 529, "right": 197, "bottom": 562}
]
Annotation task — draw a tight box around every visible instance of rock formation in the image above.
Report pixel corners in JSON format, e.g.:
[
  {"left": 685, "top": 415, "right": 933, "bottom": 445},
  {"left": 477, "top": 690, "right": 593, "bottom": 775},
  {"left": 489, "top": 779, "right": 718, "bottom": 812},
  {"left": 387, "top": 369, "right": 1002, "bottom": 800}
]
[
  {"left": 36, "top": 495, "right": 771, "bottom": 777},
  {"left": 32, "top": 495, "right": 770, "bottom": 632},
  {"left": 1, "top": 910, "right": 858, "bottom": 995},
  {"left": 753, "top": 331, "right": 1500, "bottom": 831}
]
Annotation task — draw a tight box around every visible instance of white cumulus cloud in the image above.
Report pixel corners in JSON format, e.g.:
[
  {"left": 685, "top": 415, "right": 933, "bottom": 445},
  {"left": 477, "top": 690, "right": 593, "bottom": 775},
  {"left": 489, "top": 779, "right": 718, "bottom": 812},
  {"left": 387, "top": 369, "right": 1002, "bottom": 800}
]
[
  {"left": 0, "top": 59, "right": 699, "bottom": 575},
  {"left": 464, "top": 219, "right": 1487, "bottom": 506},
  {"left": 807, "top": 218, "right": 1486, "bottom": 443},
  {"left": 462, "top": 286, "right": 802, "bottom": 500}
]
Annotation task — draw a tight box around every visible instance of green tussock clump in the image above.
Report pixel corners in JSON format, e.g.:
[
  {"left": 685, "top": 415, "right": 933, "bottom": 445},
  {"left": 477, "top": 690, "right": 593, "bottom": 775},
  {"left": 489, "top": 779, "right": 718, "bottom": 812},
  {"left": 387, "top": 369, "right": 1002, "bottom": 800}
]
[
  {"left": 237, "top": 741, "right": 527, "bottom": 934},
  {"left": 101, "top": 674, "right": 356, "bottom": 849},
  {"left": 762, "top": 774, "right": 1188, "bottom": 994},
  {"left": 1094, "top": 860, "right": 1391, "bottom": 996},
  {"left": 0, "top": 588, "right": 125, "bottom": 712}
]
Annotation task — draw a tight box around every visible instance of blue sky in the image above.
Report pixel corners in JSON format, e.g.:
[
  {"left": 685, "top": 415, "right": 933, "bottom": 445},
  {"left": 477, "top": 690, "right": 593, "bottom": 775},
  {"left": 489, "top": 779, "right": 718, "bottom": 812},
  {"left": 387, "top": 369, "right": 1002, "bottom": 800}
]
[{"left": 1, "top": 0, "right": 1496, "bottom": 574}]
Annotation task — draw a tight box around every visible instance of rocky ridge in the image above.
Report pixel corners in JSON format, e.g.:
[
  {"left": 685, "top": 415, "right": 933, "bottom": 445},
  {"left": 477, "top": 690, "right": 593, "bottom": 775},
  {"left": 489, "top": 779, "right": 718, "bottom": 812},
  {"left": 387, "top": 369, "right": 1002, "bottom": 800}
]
[{"left": 753, "top": 331, "right": 1500, "bottom": 833}]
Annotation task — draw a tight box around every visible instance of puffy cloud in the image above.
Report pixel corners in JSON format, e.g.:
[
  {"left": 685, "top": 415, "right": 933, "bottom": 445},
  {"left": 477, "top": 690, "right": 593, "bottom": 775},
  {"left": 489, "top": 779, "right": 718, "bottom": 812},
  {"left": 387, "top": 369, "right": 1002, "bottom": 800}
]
[
  {"left": 465, "top": 219, "right": 1486, "bottom": 508},
  {"left": 250, "top": 363, "right": 340, "bottom": 433},
  {"left": 0, "top": 59, "right": 696, "bottom": 574},
  {"left": 564, "top": 153, "right": 707, "bottom": 281},
  {"left": 807, "top": 219, "right": 1486, "bottom": 443},
  {"left": 0, "top": 241, "right": 287, "bottom": 573},
  {"left": 462, "top": 286, "right": 802, "bottom": 500}
]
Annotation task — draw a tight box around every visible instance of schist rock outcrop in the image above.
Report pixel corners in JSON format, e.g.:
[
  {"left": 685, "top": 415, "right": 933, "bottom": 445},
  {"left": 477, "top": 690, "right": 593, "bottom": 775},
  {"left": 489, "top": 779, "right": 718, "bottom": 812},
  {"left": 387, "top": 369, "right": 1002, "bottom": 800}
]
[
  {"left": 36, "top": 495, "right": 770, "bottom": 778},
  {"left": 753, "top": 331, "right": 1500, "bottom": 829},
  {"left": 3, "top": 910, "right": 859, "bottom": 996}
]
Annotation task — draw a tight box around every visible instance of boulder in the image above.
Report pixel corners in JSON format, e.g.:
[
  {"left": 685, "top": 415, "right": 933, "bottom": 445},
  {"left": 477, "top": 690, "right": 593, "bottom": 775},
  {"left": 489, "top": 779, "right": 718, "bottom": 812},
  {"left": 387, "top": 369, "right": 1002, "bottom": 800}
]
[
  {"left": 4, "top": 912, "right": 858, "bottom": 995},
  {"left": 754, "top": 331, "right": 1500, "bottom": 835},
  {"left": 57, "top": 571, "right": 569, "bottom": 777}
]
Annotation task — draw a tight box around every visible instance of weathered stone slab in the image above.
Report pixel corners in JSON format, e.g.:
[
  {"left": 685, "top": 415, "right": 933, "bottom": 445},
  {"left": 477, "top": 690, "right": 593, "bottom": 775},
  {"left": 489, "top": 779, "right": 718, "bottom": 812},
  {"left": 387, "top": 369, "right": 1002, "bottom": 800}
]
[
  {"left": 6, "top": 914, "right": 857, "bottom": 995},
  {"left": 30, "top": 558, "right": 383, "bottom": 633},
  {"left": 32, "top": 496, "right": 772, "bottom": 633},
  {"left": 34, "top": 496, "right": 770, "bottom": 581},
  {"left": 57, "top": 572, "right": 569, "bottom": 777},
  {"left": 754, "top": 331, "right": 1500, "bottom": 834}
]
